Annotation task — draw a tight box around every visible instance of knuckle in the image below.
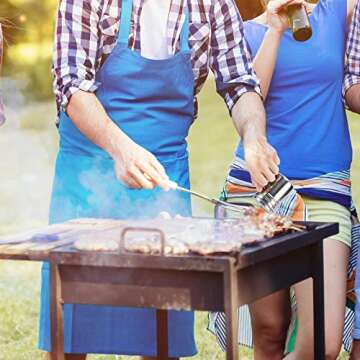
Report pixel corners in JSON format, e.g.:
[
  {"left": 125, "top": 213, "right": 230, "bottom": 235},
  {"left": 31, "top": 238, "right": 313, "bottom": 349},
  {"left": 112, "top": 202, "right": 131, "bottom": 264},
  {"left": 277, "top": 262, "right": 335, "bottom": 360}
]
[
  {"left": 146, "top": 152, "right": 156, "bottom": 161},
  {"left": 149, "top": 153, "right": 157, "bottom": 162},
  {"left": 128, "top": 164, "right": 138, "bottom": 174},
  {"left": 269, "top": 174, "right": 276, "bottom": 182},
  {"left": 123, "top": 171, "right": 132, "bottom": 180},
  {"left": 259, "top": 180, "right": 267, "bottom": 188},
  {"left": 116, "top": 168, "right": 126, "bottom": 179},
  {"left": 134, "top": 158, "right": 144, "bottom": 167},
  {"left": 269, "top": 147, "right": 276, "bottom": 155}
]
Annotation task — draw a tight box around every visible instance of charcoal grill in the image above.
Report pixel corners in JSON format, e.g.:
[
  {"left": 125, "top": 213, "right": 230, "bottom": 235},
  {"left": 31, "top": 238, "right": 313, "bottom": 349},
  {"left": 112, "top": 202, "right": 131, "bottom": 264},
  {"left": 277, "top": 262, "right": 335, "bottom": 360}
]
[{"left": 0, "top": 218, "right": 338, "bottom": 360}]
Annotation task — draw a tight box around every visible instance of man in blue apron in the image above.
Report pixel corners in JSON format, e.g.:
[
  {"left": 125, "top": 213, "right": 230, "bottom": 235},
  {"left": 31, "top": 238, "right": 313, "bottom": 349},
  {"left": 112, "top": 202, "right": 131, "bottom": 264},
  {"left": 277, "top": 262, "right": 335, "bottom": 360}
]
[{"left": 40, "top": 0, "right": 280, "bottom": 358}]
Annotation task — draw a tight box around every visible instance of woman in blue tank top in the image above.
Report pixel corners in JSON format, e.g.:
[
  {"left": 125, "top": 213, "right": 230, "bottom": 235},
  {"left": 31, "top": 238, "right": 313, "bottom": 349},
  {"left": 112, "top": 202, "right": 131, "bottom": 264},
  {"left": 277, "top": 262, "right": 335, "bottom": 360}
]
[{"left": 216, "top": 0, "right": 358, "bottom": 359}]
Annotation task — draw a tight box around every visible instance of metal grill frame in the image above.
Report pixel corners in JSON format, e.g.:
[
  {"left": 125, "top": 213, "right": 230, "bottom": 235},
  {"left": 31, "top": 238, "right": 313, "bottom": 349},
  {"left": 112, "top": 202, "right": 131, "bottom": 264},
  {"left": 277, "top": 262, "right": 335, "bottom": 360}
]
[{"left": 0, "top": 221, "right": 338, "bottom": 360}]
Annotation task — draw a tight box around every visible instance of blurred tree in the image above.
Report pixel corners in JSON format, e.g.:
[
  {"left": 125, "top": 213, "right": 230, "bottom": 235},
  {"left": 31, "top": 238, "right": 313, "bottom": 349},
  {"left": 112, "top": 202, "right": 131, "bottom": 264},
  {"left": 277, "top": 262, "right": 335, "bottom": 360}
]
[
  {"left": 1, "top": 0, "right": 56, "bottom": 45},
  {"left": 0, "top": 0, "right": 57, "bottom": 100},
  {"left": 0, "top": 1, "right": 23, "bottom": 54}
]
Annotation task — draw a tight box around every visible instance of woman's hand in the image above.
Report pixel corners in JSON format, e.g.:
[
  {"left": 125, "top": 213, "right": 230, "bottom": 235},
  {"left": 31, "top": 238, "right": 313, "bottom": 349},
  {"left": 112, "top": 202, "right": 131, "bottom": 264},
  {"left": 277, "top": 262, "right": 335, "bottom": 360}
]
[
  {"left": 110, "top": 135, "right": 170, "bottom": 190},
  {"left": 266, "top": 0, "right": 304, "bottom": 34}
]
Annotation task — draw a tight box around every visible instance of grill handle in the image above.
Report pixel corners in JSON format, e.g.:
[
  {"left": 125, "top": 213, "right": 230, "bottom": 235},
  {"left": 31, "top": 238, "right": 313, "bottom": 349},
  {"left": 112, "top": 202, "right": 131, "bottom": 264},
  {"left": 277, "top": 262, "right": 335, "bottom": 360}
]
[{"left": 119, "top": 227, "right": 166, "bottom": 256}]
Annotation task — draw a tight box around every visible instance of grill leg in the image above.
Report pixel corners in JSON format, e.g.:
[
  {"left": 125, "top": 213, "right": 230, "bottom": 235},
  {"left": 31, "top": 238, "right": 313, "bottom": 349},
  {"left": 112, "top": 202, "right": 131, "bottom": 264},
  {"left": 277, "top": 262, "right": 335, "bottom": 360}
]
[
  {"left": 50, "top": 263, "right": 65, "bottom": 360},
  {"left": 157, "top": 309, "right": 169, "bottom": 359},
  {"left": 312, "top": 242, "right": 325, "bottom": 360},
  {"left": 224, "top": 262, "right": 239, "bottom": 360}
]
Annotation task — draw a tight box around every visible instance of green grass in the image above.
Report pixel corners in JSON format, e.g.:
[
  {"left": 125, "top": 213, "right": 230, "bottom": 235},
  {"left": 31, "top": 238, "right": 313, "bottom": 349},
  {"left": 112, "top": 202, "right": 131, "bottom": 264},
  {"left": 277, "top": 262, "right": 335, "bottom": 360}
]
[{"left": 0, "top": 80, "right": 359, "bottom": 359}]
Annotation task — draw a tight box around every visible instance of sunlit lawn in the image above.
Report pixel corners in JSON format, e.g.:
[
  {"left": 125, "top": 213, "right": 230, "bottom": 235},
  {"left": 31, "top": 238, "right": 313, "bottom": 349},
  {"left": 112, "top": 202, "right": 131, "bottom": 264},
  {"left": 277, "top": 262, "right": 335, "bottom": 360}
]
[{"left": 0, "top": 80, "right": 359, "bottom": 359}]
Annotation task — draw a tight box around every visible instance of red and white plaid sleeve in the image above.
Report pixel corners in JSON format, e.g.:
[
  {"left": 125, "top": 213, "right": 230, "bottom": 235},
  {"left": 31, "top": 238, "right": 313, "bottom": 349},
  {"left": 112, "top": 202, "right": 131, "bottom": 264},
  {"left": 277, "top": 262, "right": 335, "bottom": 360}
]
[{"left": 209, "top": 0, "right": 261, "bottom": 113}]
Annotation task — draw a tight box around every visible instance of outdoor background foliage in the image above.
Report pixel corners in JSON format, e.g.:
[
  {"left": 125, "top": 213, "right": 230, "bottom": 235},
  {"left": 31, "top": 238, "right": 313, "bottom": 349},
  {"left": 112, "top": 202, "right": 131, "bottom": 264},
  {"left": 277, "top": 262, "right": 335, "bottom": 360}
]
[{"left": 1, "top": 0, "right": 57, "bottom": 101}]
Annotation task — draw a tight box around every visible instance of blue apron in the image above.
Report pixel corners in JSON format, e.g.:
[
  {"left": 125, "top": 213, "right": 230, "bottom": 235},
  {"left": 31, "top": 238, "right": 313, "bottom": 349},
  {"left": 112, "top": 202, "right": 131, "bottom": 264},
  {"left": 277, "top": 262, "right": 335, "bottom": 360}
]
[{"left": 38, "top": 0, "right": 196, "bottom": 356}]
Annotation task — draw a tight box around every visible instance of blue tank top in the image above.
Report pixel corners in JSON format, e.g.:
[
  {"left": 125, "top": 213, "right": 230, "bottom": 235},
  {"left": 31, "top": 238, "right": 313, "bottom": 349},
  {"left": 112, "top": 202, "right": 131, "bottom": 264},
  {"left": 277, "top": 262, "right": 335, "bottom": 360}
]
[{"left": 236, "top": 0, "right": 352, "bottom": 180}]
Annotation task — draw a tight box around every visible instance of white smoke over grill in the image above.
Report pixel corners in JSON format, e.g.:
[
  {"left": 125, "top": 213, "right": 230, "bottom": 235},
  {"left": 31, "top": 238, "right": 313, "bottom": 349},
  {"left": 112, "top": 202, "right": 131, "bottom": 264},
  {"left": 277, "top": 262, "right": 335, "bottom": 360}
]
[
  {"left": 0, "top": 95, "right": 58, "bottom": 234},
  {"left": 1, "top": 76, "right": 26, "bottom": 111},
  {"left": 0, "top": 74, "right": 215, "bottom": 236},
  {"left": 75, "top": 160, "right": 210, "bottom": 220}
]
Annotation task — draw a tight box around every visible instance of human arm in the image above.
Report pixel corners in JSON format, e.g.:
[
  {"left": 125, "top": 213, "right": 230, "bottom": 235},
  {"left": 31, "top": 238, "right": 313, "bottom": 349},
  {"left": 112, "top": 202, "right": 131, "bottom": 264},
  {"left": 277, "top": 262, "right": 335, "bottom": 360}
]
[
  {"left": 209, "top": 0, "right": 279, "bottom": 190},
  {"left": 231, "top": 92, "right": 279, "bottom": 191}
]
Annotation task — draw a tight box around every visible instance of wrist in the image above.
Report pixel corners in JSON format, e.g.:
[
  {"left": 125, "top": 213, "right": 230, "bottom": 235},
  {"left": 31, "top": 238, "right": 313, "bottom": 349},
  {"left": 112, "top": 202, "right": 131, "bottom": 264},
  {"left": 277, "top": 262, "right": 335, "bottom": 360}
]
[
  {"left": 266, "top": 27, "right": 285, "bottom": 39},
  {"left": 242, "top": 126, "right": 267, "bottom": 148},
  {"left": 103, "top": 121, "right": 131, "bottom": 159}
]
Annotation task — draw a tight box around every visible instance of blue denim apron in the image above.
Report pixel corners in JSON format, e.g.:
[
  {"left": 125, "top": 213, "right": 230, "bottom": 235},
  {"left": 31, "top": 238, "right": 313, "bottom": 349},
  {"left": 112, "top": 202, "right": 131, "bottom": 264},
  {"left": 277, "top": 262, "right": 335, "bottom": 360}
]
[{"left": 38, "top": 0, "right": 196, "bottom": 356}]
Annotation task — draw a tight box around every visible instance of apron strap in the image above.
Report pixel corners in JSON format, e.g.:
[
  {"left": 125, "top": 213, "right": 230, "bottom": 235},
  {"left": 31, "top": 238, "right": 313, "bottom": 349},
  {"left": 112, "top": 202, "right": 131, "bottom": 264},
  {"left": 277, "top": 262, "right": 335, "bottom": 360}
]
[
  {"left": 118, "top": 0, "right": 133, "bottom": 45},
  {"left": 179, "top": 4, "right": 190, "bottom": 52}
]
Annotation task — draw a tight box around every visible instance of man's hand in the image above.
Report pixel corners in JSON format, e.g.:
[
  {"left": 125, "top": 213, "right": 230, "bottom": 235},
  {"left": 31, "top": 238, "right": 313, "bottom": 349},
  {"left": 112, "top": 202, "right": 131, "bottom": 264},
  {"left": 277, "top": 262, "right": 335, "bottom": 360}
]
[
  {"left": 231, "top": 92, "right": 280, "bottom": 192},
  {"left": 110, "top": 135, "right": 170, "bottom": 190},
  {"left": 243, "top": 135, "right": 280, "bottom": 191}
]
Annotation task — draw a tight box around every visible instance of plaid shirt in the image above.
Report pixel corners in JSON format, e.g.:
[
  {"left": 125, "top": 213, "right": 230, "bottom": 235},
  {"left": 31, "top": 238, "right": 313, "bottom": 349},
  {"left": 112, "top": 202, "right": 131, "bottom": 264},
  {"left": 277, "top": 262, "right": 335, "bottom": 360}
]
[
  {"left": 53, "top": 0, "right": 260, "bottom": 118},
  {"left": 344, "top": 0, "right": 360, "bottom": 94}
]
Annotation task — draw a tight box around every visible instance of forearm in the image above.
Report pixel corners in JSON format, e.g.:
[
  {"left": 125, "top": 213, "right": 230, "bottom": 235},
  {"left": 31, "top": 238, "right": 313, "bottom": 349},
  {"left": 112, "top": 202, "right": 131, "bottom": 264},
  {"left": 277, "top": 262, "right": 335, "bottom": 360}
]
[
  {"left": 253, "top": 29, "right": 282, "bottom": 99},
  {"left": 67, "top": 90, "right": 130, "bottom": 158},
  {"left": 346, "top": 84, "right": 360, "bottom": 113},
  {"left": 232, "top": 91, "right": 267, "bottom": 144},
  {"left": 232, "top": 91, "right": 279, "bottom": 190}
]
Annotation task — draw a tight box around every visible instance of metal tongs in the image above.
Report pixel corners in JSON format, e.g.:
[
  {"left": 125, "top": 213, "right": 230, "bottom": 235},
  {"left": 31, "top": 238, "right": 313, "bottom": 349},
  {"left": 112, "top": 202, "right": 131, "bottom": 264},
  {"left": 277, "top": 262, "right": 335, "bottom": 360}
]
[
  {"left": 169, "top": 182, "right": 247, "bottom": 215},
  {"left": 170, "top": 174, "right": 294, "bottom": 214}
]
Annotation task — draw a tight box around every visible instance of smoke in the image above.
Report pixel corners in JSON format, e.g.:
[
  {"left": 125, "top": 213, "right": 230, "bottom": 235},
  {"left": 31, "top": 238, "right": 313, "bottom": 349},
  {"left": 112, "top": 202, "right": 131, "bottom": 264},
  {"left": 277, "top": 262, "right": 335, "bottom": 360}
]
[
  {"left": 0, "top": 97, "right": 57, "bottom": 234},
  {"left": 77, "top": 160, "right": 212, "bottom": 220},
  {"left": 1, "top": 76, "right": 26, "bottom": 112},
  {"left": 0, "top": 92, "right": 212, "bottom": 235}
]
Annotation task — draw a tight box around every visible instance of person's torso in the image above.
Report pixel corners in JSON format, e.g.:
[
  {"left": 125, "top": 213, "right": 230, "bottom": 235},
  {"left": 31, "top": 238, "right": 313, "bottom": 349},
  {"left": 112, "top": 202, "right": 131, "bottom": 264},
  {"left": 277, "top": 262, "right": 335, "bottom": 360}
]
[
  {"left": 59, "top": 0, "right": 195, "bottom": 159},
  {"left": 96, "top": 0, "right": 212, "bottom": 94},
  {"left": 236, "top": 0, "right": 352, "bottom": 179}
]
